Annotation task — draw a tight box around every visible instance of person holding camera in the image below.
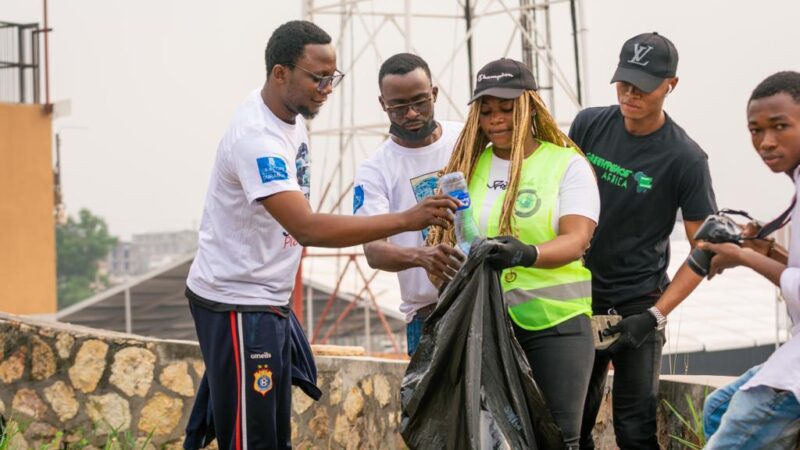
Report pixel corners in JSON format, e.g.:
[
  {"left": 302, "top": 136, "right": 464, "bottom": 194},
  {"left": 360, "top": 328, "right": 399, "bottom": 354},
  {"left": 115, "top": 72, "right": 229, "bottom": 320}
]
[
  {"left": 698, "top": 71, "right": 800, "bottom": 450},
  {"left": 569, "top": 32, "right": 718, "bottom": 449}
]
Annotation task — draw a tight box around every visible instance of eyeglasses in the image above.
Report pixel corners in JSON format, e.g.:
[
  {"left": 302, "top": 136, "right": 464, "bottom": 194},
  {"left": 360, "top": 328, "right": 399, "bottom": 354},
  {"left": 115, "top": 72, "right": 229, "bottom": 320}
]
[
  {"left": 382, "top": 95, "right": 434, "bottom": 118},
  {"left": 290, "top": 64, "right": 345, "bottom": 91}
]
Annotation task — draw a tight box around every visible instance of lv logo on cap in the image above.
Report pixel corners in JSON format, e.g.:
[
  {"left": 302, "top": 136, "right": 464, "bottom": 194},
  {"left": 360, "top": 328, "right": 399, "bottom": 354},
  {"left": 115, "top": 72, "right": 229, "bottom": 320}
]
[{"left": 628, "top": 44, "right": 653, "bottom": 66}]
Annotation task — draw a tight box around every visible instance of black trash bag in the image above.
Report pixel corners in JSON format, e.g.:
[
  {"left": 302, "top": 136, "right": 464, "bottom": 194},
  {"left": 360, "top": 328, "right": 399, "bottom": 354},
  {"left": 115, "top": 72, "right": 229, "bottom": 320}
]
[{"left": 400, "top": 239, "right": 564, "bottom": 450}]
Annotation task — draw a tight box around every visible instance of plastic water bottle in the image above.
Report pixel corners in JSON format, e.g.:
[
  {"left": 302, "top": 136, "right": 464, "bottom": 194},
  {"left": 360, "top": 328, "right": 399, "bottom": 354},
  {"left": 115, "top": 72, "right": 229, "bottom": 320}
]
[{"left": 438, "top": 172, "right": 481, "bottom": 255}]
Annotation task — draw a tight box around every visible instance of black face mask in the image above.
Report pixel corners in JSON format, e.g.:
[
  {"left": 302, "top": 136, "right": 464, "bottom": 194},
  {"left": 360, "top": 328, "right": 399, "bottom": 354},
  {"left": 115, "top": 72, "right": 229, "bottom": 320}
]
[{"left": 389, "top": 119, "right": 438, "bottom": 143}]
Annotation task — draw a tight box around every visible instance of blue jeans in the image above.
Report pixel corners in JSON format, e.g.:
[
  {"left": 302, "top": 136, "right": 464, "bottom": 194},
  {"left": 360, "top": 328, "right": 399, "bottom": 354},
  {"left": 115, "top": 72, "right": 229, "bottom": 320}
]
[
  {"left": 704, "top": 365, "right": 800, "bottom": 450},
  {"left": 406, "top": 315, "right": 424, "bottom": 356}
]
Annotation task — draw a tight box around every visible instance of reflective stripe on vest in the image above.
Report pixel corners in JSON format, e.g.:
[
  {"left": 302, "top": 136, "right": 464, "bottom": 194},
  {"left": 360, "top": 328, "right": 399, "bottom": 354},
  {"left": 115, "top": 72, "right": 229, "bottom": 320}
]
[
  {"left": 470, "top": 142, "right": 592, "bottom": 330},
  {"left": 504, "top": 280, "right": 592, "bottom": 306}
]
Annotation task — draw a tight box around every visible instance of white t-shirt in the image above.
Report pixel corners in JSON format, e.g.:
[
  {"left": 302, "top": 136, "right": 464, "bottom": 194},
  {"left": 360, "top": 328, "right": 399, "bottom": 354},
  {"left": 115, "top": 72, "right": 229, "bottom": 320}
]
[
  {"left": 354, "top": 121, "right": 464, "bottom": 322},
  {"left": 187, "top": 88, "right": 310, "bottom": 306},
  {"left": 477, "top": 150, "right": 600, "bottom": 235},
  {"left": 741, "top": 166, "right": 800, "bottom": 401}
]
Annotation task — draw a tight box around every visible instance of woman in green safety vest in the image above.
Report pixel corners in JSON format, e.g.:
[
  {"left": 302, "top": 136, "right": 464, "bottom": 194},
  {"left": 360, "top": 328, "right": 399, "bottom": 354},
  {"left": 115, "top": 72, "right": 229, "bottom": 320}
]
[{"left": 426, "top": 58, "right": 600, "bottom": 450}]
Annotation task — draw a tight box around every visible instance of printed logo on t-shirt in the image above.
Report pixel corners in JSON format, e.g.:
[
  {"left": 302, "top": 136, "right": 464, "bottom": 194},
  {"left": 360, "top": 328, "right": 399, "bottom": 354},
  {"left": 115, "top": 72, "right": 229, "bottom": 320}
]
[
  {"left": 633, "top": 171, "right": 653, "bottom": 193},
  {"left": 353, "top": 184, "right": 365, "bottom": 214},
  {"left": 296, "top": 143, "right": 310, "bottom": 199},
  {"left": 257, "top": 156, "right": 289, "bottom": 183},
  {"left": 515, "top": 188, "right": 541, "bottom": 218},
  {"left": 409, "top": 171, "right": 439, "bottom": 239},
  {"left": 586, "top": 152, "right": 652, "bottom": 193},
  {"left": 282, "top": 230, "right": 299, "bottom": 248},
  {"left": 487, "top": 180, "right": 508, "bottom": 190}
]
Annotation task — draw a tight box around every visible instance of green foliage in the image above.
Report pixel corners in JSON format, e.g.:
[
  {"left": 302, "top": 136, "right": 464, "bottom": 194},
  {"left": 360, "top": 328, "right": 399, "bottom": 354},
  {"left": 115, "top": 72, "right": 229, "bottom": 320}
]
[
  {"left": 662, "top": 392, "right": 708, "bottom": 450},
  {"left": 0, "top": 416, "right": 155, "bottom": 449},
  {"left": 56, "top": 208, "right": 118, "bottom": 308},
  {"left": 0, "top": 418, "right": 16, "bottom": 450},
  {"left": 38, "top": 431, "right": 63, "bottom": 450},
  {"left": 99, "top": 424, "right": 154, "bottom": 450}
]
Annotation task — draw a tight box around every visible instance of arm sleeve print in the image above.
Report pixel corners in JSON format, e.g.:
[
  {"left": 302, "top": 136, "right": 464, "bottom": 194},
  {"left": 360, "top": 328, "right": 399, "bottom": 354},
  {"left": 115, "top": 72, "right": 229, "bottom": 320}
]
[
  {"left": 232, "top": 133, "right": 301, "bottom": 204},
  {"left": 353, "top": 161, "right": 390, "bottom": 216},
  {"left": 676, "top": 156, "right": 718, "bottom": 221}
]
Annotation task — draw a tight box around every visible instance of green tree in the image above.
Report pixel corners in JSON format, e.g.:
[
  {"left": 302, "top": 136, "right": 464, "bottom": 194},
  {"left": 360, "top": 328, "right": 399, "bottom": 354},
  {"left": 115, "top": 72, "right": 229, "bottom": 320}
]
[{"left": 56, "top": 208, "right": 118, "bottom": 308}]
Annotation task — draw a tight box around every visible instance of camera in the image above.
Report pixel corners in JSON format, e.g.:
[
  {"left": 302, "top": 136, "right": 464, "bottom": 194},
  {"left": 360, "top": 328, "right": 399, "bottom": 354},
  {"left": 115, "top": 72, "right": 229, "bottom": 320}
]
[{"left": 686, "top": 213, "right": 742, "bottom": 276}]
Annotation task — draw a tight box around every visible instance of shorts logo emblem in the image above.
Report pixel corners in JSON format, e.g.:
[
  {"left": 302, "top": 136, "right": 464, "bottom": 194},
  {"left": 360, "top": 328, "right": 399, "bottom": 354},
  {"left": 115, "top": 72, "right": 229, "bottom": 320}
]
[{"left": 253, "top": 364, "right": 273, "bottom": 396}]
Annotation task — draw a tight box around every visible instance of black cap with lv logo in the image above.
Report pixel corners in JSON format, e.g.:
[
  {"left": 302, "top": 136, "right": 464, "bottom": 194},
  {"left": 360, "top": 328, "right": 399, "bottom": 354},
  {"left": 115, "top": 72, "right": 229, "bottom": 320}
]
[{"left": 611, "top": 32, "right": 679, "bottom": 93}]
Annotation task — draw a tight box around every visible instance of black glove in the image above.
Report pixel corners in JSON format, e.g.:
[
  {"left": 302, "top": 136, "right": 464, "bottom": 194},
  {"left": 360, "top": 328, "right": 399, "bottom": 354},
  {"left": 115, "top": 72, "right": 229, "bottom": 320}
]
[
  {"left": 486, "top": 235, "right": 539, "bottom": 270},
  {"left": 603, "top": 312, "right": 657, "bottom": 354}
]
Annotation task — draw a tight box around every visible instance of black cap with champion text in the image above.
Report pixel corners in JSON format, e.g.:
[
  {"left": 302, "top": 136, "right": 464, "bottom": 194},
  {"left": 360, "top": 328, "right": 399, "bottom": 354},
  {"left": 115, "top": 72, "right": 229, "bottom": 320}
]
[
  {"left": 611, "top": 32, "right": 678, "bottom": 93},
  {"left": 469, "top": 58, "right": 538, "bottom": 104}
]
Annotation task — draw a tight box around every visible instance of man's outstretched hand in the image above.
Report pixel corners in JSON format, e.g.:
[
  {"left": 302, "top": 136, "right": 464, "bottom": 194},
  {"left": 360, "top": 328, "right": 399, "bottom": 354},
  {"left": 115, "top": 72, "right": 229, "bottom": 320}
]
[{"left": 603, "top": 312, "right": 657, "bottom": 354}]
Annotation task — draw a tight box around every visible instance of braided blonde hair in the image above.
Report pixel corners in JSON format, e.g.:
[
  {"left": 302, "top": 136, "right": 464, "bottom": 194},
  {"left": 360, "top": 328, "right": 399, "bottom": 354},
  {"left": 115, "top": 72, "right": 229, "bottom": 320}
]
[{"left": 426, "top": 90, "right": 580, "bottom": 247}]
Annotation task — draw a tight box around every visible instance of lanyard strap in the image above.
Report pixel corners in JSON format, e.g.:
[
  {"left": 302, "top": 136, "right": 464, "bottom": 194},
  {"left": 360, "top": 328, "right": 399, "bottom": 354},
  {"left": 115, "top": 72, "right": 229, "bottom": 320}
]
[{"left": 756, "top": 196, "right": 797, "bottom": 239}]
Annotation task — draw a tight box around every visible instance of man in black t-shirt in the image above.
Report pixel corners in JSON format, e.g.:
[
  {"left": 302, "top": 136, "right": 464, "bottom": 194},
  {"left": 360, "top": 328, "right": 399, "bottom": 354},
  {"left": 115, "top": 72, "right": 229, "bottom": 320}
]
[{"left": 570, "top": 32, "right": 717, "bottom": 450}]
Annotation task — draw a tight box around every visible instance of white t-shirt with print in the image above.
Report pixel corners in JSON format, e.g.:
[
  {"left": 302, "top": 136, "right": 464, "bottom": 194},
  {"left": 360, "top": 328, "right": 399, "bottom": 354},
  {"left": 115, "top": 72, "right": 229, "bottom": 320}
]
[
  {"left": 354, "top": 121, "right": 464, "bottom": 322},
  {"left": 477, "top": 150, "right": 600, "bottom": 235},
  {"left": 187, "top": 88, "right": 310, "bottom": 306}
]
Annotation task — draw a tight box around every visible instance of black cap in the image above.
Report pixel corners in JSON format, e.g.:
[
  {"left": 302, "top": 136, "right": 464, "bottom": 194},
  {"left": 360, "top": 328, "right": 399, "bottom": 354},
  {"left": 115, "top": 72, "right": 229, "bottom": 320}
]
[
  {"left": 468, "top": 58, "right": 538, "bottom": 104},
  {"left": 611, "top": 32, "right": 678, "bottom": 93}
]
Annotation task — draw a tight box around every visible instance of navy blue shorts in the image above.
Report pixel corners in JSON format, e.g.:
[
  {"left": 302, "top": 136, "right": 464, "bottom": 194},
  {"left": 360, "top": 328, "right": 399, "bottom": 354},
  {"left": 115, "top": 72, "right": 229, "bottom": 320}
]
[{"left": 184, "top": 301, "right": 292, "bottom": 450}]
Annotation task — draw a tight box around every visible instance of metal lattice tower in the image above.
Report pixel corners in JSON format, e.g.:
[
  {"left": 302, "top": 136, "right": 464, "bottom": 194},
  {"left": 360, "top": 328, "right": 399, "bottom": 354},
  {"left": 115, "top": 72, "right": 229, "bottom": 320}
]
[{"left": 297, "top": 0, "right": 588, "bottom": 352}]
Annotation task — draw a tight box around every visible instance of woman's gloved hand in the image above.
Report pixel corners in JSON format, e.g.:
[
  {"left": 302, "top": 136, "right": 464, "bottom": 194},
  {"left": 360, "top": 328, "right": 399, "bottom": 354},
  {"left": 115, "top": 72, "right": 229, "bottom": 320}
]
[{"left": 486, "top": 235, "right": 539, "bottom": 270}]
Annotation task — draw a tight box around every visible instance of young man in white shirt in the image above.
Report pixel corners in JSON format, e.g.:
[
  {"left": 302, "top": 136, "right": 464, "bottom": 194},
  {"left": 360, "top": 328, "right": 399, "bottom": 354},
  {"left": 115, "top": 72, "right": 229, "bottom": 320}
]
[
  {"left": 699, "top": 71, "right": 800, "bottom": 449},
  {"left": 354, "top": 53, "right": 464, "bottom": 356},
  {"left": 183, "top": 23, "right": 458, "bottom": 450}
]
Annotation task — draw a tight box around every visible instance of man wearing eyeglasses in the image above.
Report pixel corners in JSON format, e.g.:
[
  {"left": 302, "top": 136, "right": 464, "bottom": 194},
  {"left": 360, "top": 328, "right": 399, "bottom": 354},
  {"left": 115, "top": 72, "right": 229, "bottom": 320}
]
[
  {"left": 183, "top": 25, "right": 459, "bottom": 450},
  {"left": 354, "top": 53, "right": 465, "bottom": 356}
]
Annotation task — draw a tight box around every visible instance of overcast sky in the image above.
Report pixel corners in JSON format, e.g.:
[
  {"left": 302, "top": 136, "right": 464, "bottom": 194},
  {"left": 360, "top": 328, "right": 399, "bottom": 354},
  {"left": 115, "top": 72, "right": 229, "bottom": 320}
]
[{"left": 5, "top": 0, "right": 800, "bottom": 239}]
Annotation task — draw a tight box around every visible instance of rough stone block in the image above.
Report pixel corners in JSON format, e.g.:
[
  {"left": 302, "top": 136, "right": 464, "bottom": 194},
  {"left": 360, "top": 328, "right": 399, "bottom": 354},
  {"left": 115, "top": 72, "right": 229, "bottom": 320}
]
[
  {"left": 372, "top": 373, "right": 392, "bottom": 408},
  {"left": 11, "top": 388, "right": 48, "bottom": 420},
  {"left": 86, "top": 392, "right": 131, "bottom": 434},
  {"left": 31, "top": 336, "right": 56, "bottom": 380},
  {"left": 138, "top": 392, "right": 183, "bottom": 436},
  {"left": 110, "top": 346, "right": 157, "bottom": 397},
  {"left": 43, "top": 380, "right": 79, "bottom": 421},
  {"left": 159, "top": 361, "right": 194, "bottom": 397},
  {"left": 0, "top": 346, "right": 27, "bottom": 383},
  {"left": 69, "top": 340, "right": 109, "bottom": 393},
  {"left": 55, "top": 333, "right": 75, "bottom": 359},
  {"left": 343, "top": 386, "right": 365, "bottom": 422}
]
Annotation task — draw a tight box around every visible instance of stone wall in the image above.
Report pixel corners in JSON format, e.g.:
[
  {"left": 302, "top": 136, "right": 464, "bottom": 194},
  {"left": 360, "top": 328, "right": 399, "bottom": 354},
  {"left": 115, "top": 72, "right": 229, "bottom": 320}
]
[
  {"left": 0, "top": 312, "right": 738, "bottom": 449},
  {"left": 0, "top": 313, "right": 407, "bottom": 449}
]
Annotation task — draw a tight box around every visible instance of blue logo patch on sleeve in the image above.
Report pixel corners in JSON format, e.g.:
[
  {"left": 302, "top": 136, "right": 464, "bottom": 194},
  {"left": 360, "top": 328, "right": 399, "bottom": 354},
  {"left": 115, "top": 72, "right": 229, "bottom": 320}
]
[
  {"left": 353, "top": 184, "right": 365, "bottom": 214},
  {"left": 257, "top": 157, "right": 289, "bottom": 183}
]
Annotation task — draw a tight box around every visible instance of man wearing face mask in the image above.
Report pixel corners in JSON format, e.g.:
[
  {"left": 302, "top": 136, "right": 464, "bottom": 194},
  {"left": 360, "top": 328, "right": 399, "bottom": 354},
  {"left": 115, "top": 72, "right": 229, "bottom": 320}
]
[
  {"left": 354, "top": 53, "right": 465, "bottom": 356},
  {"left": 570, "top": 33, "right": 717, "bottom": 449}
]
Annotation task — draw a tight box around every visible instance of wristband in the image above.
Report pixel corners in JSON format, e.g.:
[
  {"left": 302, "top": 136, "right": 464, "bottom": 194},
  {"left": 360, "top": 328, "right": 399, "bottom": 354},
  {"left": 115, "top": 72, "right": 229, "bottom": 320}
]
[{"left": 528, "top": 245, "right": 539, "bottom": 267}]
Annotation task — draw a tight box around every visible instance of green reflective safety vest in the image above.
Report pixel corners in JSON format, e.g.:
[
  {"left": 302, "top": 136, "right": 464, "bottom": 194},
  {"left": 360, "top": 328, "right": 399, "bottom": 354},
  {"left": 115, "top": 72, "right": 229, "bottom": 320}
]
[{"left": 469, "top": 142, "right": 592, "bottom": 330}]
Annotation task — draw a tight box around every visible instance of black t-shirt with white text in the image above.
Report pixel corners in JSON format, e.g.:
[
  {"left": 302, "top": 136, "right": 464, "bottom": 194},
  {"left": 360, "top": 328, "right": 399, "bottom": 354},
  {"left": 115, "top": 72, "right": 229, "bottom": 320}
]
[{"left": 569, "top": 106, "right": 717, "bottom": 312}]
